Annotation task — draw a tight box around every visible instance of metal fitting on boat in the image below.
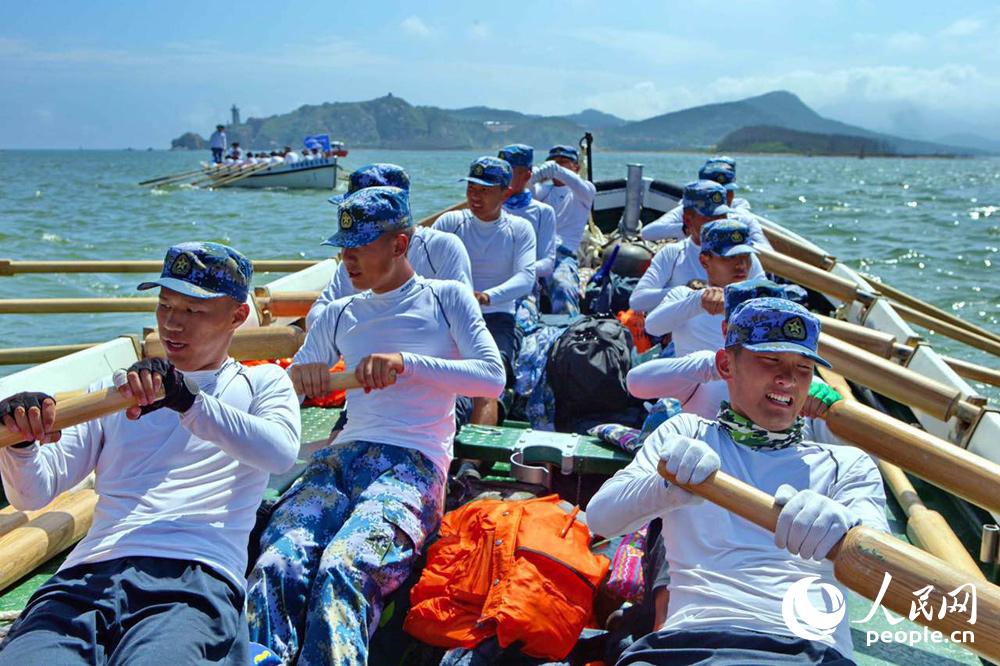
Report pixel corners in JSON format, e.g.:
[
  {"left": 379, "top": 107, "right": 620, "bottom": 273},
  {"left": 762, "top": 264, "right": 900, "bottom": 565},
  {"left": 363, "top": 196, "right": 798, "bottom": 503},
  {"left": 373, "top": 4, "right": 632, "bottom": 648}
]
[
  {"left": 980, "top": 524, "right": 999, "bottom": 564},
  {"left": 620, "top": 164, "right": 644, "bottom": 238}
]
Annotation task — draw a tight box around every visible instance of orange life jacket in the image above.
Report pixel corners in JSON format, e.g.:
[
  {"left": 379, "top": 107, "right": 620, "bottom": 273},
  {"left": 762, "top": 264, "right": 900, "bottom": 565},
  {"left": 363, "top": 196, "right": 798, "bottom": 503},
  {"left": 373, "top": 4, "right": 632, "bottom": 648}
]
[
  {"left": 404, "top": 495, "right": 609, "bottom": 660},
  {"left": 617, "top": 309, "right": 652, "bottom": 353}
]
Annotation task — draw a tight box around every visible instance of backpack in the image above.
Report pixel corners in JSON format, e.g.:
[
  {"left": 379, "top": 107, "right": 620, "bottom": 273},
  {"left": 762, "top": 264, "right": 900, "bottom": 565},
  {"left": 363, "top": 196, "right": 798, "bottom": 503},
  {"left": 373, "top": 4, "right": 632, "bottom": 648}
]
[{"left": 546, "top": 316, "right": 644, "bottom": 433}]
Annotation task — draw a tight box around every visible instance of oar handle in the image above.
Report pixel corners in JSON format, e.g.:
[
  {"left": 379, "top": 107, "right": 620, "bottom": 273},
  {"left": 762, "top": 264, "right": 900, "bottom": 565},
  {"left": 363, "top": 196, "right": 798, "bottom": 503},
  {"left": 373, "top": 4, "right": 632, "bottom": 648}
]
[
  {"left": 0, "top": 387, "right": 160, "bottom": 448},
  {"left": 328, "top": 367, "right": 397, "bottom": 391},
  {"left": 656, "top": 461, "right": 789, "bottom": 538}
]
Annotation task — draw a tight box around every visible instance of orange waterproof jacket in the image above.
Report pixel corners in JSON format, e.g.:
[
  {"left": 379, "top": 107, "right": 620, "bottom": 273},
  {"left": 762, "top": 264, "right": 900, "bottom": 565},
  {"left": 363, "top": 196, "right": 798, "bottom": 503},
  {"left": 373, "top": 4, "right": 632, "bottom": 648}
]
[{"left": 404, "top": 495, "right": 610, "bottom": 660}]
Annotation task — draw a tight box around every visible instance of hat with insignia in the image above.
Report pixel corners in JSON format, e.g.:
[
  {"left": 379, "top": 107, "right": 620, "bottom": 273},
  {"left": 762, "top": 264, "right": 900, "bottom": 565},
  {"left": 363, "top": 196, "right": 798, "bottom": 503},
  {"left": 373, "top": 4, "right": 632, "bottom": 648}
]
[
  {"left": 460, "top": 156, "right": 512, "bottom": 188},
  {"left": 329, "top": 163, "right": 410, "bottom": 204},
  {"left": 322, "top": 186, "right": 412, "bottom": 249},
  {"left": 708, "top": 155, "right": 736, "bottom": 171},
  {"left": 700, "top": 219, "right": 757, "bottom": 258},
  {"left": 137, "top": 242, "right": 252, "bottom": 302},
  {"left": 723, "top": 277, "right": 788, "bottom": 320},
  {"left": 725, "top": 297, "right": 831, "bottom": 367},
  {"left": 498, "top": 144, "right": 534, "bottom": 168},
  {"left": 546, "top": 144, "right": 579, "bottom": 162},
  {"left": 682, "top": 180, "right": 731, "bottom": 217},
  {"left": 698, "top": 161, "right": 737, "bottom": 192}
]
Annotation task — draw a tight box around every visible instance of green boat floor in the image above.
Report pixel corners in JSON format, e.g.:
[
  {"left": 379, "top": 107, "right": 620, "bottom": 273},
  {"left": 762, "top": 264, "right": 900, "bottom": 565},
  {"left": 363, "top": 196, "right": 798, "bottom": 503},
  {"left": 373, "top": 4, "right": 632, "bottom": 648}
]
[{"left": 0, "top": 410, "right": 987, "bottom": 662}]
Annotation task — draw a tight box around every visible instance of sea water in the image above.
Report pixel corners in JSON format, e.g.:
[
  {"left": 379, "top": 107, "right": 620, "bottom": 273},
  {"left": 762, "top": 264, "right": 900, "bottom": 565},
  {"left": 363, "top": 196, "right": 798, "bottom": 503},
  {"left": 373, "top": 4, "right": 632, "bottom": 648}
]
[{"left": 0, "top": 149, "right": 996, "bottom": 401}]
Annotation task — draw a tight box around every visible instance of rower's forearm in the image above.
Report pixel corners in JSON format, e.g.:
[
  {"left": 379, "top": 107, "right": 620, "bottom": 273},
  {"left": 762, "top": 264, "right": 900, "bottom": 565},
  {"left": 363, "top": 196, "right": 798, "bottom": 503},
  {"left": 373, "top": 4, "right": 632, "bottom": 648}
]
[{"left": 400, "top": 353, "right": 505, "bottom": 399}]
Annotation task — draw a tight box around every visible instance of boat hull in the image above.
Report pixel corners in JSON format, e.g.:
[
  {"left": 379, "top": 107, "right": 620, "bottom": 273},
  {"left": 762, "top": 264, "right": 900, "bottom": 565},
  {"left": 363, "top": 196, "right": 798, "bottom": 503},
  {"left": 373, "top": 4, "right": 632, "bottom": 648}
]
[{"left": 220, "top": 159, "right": 340, "bottom": 190}]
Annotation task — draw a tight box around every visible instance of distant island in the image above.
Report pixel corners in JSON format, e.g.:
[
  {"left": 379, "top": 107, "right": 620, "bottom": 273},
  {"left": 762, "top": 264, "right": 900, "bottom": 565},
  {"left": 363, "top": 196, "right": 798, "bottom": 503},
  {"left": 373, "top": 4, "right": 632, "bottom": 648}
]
[
  {"left": 171, "top": 90, "right": 986, "bottom": 157},
  {"left": 717, "top": 126, "right": 900, "bottom": 157}
]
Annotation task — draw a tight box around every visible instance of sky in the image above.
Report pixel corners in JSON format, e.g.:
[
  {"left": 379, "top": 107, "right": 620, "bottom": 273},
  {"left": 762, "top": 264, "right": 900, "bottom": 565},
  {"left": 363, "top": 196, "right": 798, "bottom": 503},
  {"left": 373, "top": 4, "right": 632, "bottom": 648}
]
[{"left": 3, "top": 0, "right": 1000, "bottom": 148}]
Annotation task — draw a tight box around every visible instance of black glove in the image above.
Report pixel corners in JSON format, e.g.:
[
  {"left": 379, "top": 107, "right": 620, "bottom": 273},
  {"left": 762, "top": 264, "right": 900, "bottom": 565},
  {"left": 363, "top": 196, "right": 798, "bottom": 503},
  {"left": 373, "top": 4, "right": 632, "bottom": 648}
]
[
  {"left": 0, "top": 391, "right": 55, "bottom": 447},
  {"left": 124, "top": 358, "right": 199, "bottom": 415}
]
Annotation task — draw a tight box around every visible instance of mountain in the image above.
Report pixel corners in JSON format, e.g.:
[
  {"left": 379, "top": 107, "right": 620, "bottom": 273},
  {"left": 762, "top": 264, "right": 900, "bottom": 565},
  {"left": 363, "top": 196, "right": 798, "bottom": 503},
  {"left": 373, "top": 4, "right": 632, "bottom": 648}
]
[
  {"left": 170, "top": 90, "right": 981, "bottom": 156},
  {"left": 935, "top": 132, "right": 1000, "bottom": 154},
  {"left": 560, "top": 108, "right": 627, "bottom": 129},
  {"left": 603, "top": 91, "right": 979, "bottom": 155},
  {"left": 718, "top": 126, "right": 897, "bottom": 157}
]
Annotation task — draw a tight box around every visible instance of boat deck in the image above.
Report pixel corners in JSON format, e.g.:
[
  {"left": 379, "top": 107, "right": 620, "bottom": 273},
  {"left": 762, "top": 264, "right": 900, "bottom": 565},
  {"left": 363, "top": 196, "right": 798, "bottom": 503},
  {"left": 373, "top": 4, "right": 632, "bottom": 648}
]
[{"left": 0, "top": 407, "right": 983, "bottom": 663}]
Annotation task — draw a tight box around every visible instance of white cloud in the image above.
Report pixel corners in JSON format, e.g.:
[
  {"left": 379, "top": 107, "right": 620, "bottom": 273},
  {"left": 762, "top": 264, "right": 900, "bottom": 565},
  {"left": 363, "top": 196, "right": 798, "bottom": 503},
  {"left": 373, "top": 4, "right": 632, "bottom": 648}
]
[
  {"left": 581, "top": 81, "right": 692, "bottom": 121},
  {"left": 940, "top": 18, "right": 982, "bottom": 38},
  {"left": 885, "top": 32, "right": 925, "bottom": 51},
  {"left": 401, "top": 16, "right": 431, "bottom": 37}
]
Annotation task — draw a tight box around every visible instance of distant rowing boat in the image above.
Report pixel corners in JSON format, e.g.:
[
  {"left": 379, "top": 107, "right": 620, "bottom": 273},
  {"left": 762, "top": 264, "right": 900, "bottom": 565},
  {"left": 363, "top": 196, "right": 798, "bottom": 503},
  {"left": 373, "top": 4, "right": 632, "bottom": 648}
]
[{"left": 213, "top": 156, "right": 341, "bottom": 190}]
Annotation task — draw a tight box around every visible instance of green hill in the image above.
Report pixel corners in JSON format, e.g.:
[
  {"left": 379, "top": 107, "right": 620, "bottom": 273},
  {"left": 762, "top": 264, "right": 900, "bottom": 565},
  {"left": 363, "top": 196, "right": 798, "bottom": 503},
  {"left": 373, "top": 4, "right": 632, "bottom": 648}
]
[
  {"left": 171, "top": 91, "right": 982, "bottom": 156},
  {"left": 717, "top": 125, "right": 898, "bottom": 156}
]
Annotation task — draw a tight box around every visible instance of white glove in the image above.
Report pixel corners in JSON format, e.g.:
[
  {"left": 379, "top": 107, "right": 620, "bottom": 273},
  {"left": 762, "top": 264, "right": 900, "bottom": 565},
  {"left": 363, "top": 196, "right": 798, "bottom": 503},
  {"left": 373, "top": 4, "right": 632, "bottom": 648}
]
[
  {"left": 774, "top": 484, "right": 858, "bottom": 560},
  {"left": 659, "top": 436, "right": 721, "bottom": 512},
  {"left": 530, "top": 162, "right": 560, "bottom": 183}
]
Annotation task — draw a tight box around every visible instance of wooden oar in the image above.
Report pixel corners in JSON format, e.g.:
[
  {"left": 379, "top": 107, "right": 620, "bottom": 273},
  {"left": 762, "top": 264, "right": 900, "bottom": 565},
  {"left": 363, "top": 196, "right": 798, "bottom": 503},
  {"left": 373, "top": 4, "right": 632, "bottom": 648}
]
[
  {"left": 144, "top": 326, "right": 305, "bottom": 361},
  {"left": 0, "top": 343, "right": 102, "bottom": 366},
  {"left": 817, "top": 315, "right": 1000, "bottom": 389},
  {"left": 0, "top": 291, "right": 320, "bottom": 315},
  {"left": 759, "top": 224, "right": 837, "bottom": 270},
  {"left": 655, "top": 463, "right": 1000, "bottom": 663},
  {"left": 207, "top": 162, "right": 271, "bottom": 188},
  {"left": 757, "top": 248, "right": 1000, "bottom": 357},
  {"left": 817, "top": 367, "right": 986, "bottom": 581},
  {"left": 0, "top": 387, "right": 162, "bottom": 449},
  {"left": 816, "top": 334, "right": 983, "bottom": 424},
  {"left": 823, "top": 398, "right": 1000, "bottom": 515},
  {"left": 187, "top": 163, "right": 246, "bottom": 187},
  {"left": 860, "top": 275, "right": 1000, "bottom": 346},
  {"left": 0, "top": 259, "right": 318, "bottom": 276},
  {"left": 0, "top": 487, "right": 98, "bottom": 592},
  {"left": 137, "top": 166, "right": 209, "bottom": 186},
  {"left": 0, "top": 476, "right": 96, "bottom": 539}
]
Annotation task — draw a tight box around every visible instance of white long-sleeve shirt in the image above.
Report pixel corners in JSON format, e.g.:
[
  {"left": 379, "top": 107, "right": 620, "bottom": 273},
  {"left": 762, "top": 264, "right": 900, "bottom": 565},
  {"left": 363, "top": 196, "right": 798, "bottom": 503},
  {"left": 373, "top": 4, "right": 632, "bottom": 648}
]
[
  {"left": 644, "top": 286, "right": 724, "bottom": 357},
  {"left": 629, "top": 238, "right": 765, "bottom": 313},
  {"left": 307, "top": 226, "right": 474, "bottom": 329},
  {"left": 503, "top": 196, "right": 558, "bottom": 279},
  {"left": 640, "top": 206, "right": 683, "bottom": 242},
  {"left": 0, "top": 361, "right": 301, "bottom": 588},
  {"left": 292, "top": 276, "right": 504, "bottom": 475},
  {"left": 586, "top": 413, "right": 888, "bottom": 659},
  {"left": 433, "top": 210, "right": 536, "bottom": 315},
  {"left": 209, "top": 130, "right": 227, "bottom": 150},
  {"left": 530, "top": 163, "right": 596, "bottom": 254},
  {"left": 626, "top": 351, "right": 841, "bottom": 444}
]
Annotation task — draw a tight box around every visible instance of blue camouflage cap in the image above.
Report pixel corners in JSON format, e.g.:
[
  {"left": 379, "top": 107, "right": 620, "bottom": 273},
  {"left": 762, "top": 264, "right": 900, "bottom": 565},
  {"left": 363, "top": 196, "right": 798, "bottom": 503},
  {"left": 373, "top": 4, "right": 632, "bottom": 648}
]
[
  {"left": 699, "top": 161, "right": 737, "bottom": 192},
  {"left": 708, "top": 155, "right": 736, "bottom": 171},
  {"left": 547, "top": 145, "right": 579, "bottom": 162},
  {"left": 460, "top": 156, "right": 512, "bottom": 188},
  {"left": 329, "top": 163, "right": 410, "bottom": 204},
  {"left": 498, "top": 144, "right": 534, "bottom": 168},
  {"left": 137, "top": 242, "right": 252, "bottom": 302},
  {"left": 724, "top": 277, "right": 788, "bottom": 320},
  {"left": 700, "top": 220, "right": 758, "bottom": 258},
  {"left": 725, "top": 297, "right": 831, "bottom": 367},
  {"left": 322, "top": 186, "right": 412, "bottom": 249},
  {"left": 683, "top": 180, "right": 730, "bottom": 217}
]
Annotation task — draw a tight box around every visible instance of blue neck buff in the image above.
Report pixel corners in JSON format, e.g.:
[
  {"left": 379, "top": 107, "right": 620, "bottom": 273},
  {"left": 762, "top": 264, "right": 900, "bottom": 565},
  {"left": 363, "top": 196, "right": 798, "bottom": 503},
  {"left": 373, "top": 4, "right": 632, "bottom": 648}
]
[{"left": 505, "top": 189, "right": 533, "bottom": 209}]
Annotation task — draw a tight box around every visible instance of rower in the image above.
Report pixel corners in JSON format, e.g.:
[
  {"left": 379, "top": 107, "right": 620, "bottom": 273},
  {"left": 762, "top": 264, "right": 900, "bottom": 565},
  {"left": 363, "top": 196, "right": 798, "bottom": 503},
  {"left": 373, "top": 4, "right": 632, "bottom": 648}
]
[
  {"left": 630, "top": 180, "right": 764, "bottom": 314},
  {"left": 0, "top": 242, "right": 301, "bottom": 664},
  {"left": 307, "top": 163, "right": 473, "bottom": 328},
  {"left": 246, "top": 186, "right": 504, "bottom": 665},
  {"left": 644, "top": 220, "right": 757, "bottom": 357},
  {"left": 528, "top": 144, "right": 597, "bottom": 314},
  {"left": 625, "top": 278, "right": 842, "bottom": 444},
  {"left": 433, "top": 157, "right": 536, "bottom": 425},
  {"left": 641, "top": 158, "right": 771, "bottom": 250},
  {"left": 498, "top": 144, "right": 558, "bottom": 292},
  {"left": 589, "top": 298, "right": 888, "bottom": 665}
]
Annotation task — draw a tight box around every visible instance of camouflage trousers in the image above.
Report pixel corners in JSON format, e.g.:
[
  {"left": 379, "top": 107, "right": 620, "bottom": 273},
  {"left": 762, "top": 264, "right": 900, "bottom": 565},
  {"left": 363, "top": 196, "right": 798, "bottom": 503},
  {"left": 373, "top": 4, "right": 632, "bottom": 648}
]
[
  {"left": 544, "top": 247, "right": 581, "bottom": 316},
  {"left": 246, "top": 441, "right": 445, "bottom": 666}
]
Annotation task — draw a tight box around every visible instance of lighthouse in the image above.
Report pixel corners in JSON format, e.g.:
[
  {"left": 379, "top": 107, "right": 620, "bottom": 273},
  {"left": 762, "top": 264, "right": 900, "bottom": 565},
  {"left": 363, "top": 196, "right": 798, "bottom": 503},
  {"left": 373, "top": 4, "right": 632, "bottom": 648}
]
[{"left": 231, "top": 104, "right": 241, "bottom": 126}]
